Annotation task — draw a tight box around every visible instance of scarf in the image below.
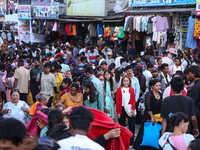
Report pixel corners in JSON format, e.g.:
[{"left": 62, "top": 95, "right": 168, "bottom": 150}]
[
  {"left": 68, "top": 93, "right": 83, "bottom": 103},
  {"left": 29, "top": 101, "right": 42, "bottom": 116}
]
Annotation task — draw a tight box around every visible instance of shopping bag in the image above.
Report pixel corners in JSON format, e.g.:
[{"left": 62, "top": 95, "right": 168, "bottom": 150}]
[
  {"left": 27, "top": 92, "right": 34, "bottom": 105},
  {"left": 140, "top": 122, "right": 162, "bottom": 149}
]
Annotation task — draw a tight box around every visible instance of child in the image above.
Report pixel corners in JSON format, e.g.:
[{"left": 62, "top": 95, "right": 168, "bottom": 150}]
[
  {"left": 60, "top": 78, "right": 72, "bottom": 97},
  {"left": 65, "top": 70, "right": 72, "bottom": 79},
  {"left": 73, "top": 77, "right": 83, "bottom": 93},
  {"left": 29, "top": 92, "right": 50, "bottom": 117}
]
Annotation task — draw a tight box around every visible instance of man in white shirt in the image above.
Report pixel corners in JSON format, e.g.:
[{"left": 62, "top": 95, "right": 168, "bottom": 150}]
[
  {"left": 162, "top": 51, "right": 174, "bottom": 67},
  {"left": 143, "top": 63, "right": 153, "bottom": 88},
  {"left": 58, "top": 106, "right": 105, "bottom": 150}
]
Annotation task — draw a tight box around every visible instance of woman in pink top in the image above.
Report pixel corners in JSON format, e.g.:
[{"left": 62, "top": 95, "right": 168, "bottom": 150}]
[
  {"left": 170, "top": 57, "right": 184, "bottom": 75},
  {"left": 159, "top": 112, "right": 195, "bottom": 150}
]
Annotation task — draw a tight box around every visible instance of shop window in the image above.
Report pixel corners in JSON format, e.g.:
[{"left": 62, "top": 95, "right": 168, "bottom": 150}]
[{"left": 19, "top": 0, "right": 31, "bottom": 4}]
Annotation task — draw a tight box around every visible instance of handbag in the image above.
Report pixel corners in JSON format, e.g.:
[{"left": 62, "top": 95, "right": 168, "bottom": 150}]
[
  {"left": 141, "top": 122, "right": 162, "bottom": 149},
  {"left": 24, "top": 112, "right": 32, "bottom": 125},
  {"left": 27, "top": 92, "right": 34, "bottom": 105},
  {"left": 124, "top": 104, "right": 137, "bottom": 117},
  {"left": 153, "top": 113, "right": 162, "bottom": 123}
]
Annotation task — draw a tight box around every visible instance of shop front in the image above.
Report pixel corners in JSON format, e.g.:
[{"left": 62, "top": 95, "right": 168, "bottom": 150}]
[{"left": 124, "top": 1, "right": 196, "bottom": 57}]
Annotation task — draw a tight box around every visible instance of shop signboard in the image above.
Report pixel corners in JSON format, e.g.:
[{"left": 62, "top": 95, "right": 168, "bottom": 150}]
[
  {"left": 33, "top": 2, "right": 59, "bottom": 19},
  {"left": 196, "top": 0, "right": 200, "bottom": 15},
  {"left": 66, "top": 0, "right": 106, "bottom": 16},
  {"left": 18, "top": 5, "right": 31, "bottom": 20},
  {"left": 129, "top": 0, "right": 196, "bottom": 7},
  {"left": 18, "top": 20, "right": 30, "bottom": 45}
]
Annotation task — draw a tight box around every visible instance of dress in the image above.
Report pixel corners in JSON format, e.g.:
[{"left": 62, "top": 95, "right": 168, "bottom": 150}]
[
  {"left": 104, "top": 81, "right": 114, "bottom": 119},
  {"left": 185, "top": 16, "right": 197, "bottom": 50},
  {"left": 52, "top": 73, "right": 63, "bottom": 107}
]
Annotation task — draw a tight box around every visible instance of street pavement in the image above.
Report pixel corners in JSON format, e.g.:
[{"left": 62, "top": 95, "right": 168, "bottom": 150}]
[{"left": 130, "top": 125, "right": 140, "bottom": 150}]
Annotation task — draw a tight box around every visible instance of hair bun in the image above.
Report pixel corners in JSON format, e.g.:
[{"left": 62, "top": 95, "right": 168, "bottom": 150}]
[{"left": 168, "top": 112, "right": 176, "bottom": 123}]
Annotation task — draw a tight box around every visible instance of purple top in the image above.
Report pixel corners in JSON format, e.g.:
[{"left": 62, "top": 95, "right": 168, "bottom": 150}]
[{"left": 155, "top": 16, "right": 169, "bottom": 32}]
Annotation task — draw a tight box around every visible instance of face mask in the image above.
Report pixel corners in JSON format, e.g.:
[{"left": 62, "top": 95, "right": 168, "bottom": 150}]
[
  {"left": 25, "top": 48, "right": 28, "bottom": 51},
  {"left": 92, "top": 66, "right": 96, "bottom": 70},
  {"left": 101, "top": 81, "right": 104, "bottom": 85},
  {"left": 43, "top": 63, "right": 45, "bottom": 66}
]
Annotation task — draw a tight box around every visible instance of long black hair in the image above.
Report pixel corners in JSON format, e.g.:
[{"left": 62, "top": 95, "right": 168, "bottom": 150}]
[
  {"left": 168, "top": 112, "right": 189, "bottom": 128},
  {"left": 46, "top": 109, "right": 64, "bottom": 136},
  {"left": 104, "top": 69, "right": 113, "bottom": 92},
  {"left": 83, "top": 81, "right": 97, "bottom": 104},
  {"left": 6, "top": 66, "right": 12, "bottom": 78},
  {"left": 115, "top": 69, "right": 122, "bottom": 83}
]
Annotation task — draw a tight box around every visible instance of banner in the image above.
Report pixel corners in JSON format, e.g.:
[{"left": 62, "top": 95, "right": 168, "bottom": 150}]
[
  {"left": 33, "top": 2, "right": 59, "bottom": 19},
  {"left": 18, "top": 20, "right": 30, "bottom": 44},
  {"left": 18, "top": 5, "right": 31, "bottom": 20},
  {"left": 129, "top": 0, "right": 196, "bottom": 7},
  {"left": 66, "top": 0, "right": 106, "bottom": 16}
]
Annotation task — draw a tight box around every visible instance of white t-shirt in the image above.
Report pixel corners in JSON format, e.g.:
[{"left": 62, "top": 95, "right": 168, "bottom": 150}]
[
  {"left": 121, "top": 87, "right": 130, "bottom": 106},
  {"left": 58, "top": 134, "right": 105, "bottom": 150},
  {"left": 143, "top": 70, "right": 153, "bottom": 87}
]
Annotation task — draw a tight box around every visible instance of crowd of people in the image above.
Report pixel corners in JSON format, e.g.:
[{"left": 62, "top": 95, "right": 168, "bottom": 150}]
[{"left": 0, "top": 39, "right": 200, "bottom": 150}]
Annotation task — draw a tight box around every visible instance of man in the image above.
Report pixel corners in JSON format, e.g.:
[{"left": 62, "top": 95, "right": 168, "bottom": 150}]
[
  {"left": 36, "top": 63, "right": 57, "bottom": 108},
  {"left": 58, "top": 106, "right": 105, "bottom": 150},
  {"left": 52, "top": 55, "right": 62, "bottom": 69},
  {"left": 107, "top": 52, "right": 115, "bottom": 66},
  {"left": 85, "top": 67, "right": 104, "bottom": 109},
  {"left": 66, "top": 56, "right": 76, "bottom": 66},
  {"left": 78, "top": 44, "right": 85, "bottom": 54},
  {"left": 94, "top": 55, "right": 100, "bottom": 66},
  {"left": 150, "top": 67, "right": 166, "bottom": 92},
  {"left": 161, "top": 77, "right": 199, "bottom": 137},
  {"left": 14, "top": 59, "right": 30, "bottom": 102},
  {"left": 30, "top": 59, "right": 44, "bottom": 102},
  {"left": 159, "top": 63, "right": 171, "bottom": 89},
  {"left": 103, "top": 43, "right": 112, "bottom": 61},
  {"left": 162, "top": 51, "right": 174, "bottom": 67},
  {"left": 135, "top": 54, "right": 145, "bottom": 66},
  {"left": 78, "top": 56, "right": 87, "bottom": 67},
  {"left": 71, "top": 44, "right": 79, "bottom": 57},
  {"left": 144, "top": 51, "right": 156, "bottom": 65},
  {"left": 1, "top": 39, "right": 7, "bottom": 52},
  {"left": 99, "top": 61, "right": 107, "bottom": 74},
  {"left": 143, "top": 63, "right": 153, "bottom": 88},
  {"left": 124, "top": 65, "right": 140, "bottom": 102},
  {"left": 128, "top": 42, "right": 136, "bottom": 58},
  {"left": 0, "top": 118, "right": 27, "bottom": 150},
  {"left": 134, "top": 65, "right": 146, "bottom": 94},
  {"left": 87, "top": 46, "right": 99, "bottom": 62},
  {"left": 187, "top": 66, "right": 200, "bottom": 137}
]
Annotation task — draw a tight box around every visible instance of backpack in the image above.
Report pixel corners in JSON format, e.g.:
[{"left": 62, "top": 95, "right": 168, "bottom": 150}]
[
  {"left": 71, "top": 66, "right": 84, "bottom": 77},
  {"left": 31, "top": 70, "right": 43, "bottom": 82}
]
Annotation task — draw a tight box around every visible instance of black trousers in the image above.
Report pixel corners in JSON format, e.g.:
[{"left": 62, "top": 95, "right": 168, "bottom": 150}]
[
  {"left": 20, "top": 93, "right": 28, "bottom": 103},
  {"left": 47, "top": 96, "right": 53, "bottom": 108},
  {"left": 136, "top": 100, "right": 142, "bottom": 124},
  {"left": 118, "top": 106, "right": 135, "bottom": 145},
  {"left": 30, "top": 85, "right": 40, "bottom": 103}
]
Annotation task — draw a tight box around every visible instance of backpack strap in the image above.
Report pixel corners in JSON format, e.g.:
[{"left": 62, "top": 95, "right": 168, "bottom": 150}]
[
  {"left": 39, "top": 72, "right": 42, "bottom": 86},
  {"left": 167, "top": 137, "right": 177, "bottom": 150}
]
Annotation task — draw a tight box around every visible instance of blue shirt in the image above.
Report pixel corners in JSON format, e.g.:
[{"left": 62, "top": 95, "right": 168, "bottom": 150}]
[
  {"left": 119, "top": 75, "right": 140, "bottom": 102},
  {"left": 78, "top": 63, "right": 85, "bottom": 67},
  {"left": 66, "top": 60, "right": 76, "bottom": 65}
]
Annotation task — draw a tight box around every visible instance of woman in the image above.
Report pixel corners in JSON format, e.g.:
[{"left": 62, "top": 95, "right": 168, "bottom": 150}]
[
  {"left": 96, "top": 74, "right": 104, "bottom": 85},
  {"left": 2, "top": 66, "right": 14, "bottom": 102},
  {"left": 159, "top": 112, "right": 194, "bottom": 150},
  {"left": 171, "top": 57, "right": 184, "bottom": 75},
  {"left": 51, "top": 69, "right": 63, "bottom": 108},
  {"left": 29, "top": 92, "right": 50, "bottom": 117},
  {"left": 2, "top": 89, "right": 30, "bottom": 125},
  {"left": 155, "top": 57, "right": 162, "bottom": 68},
  {"left": 57, "top": 83, "right": 83, "bottom": 109},
  {"left": 134, "top": 79, "right": 162, "bottom": 150},
  {"left": 83, "top": 81, "right": 104, "bottom": 112},
  {"left": 116, "top": 75, "right": 136, "bottom": 147},
  {"left": 104, "top": 70, "right": 114, "bottom": 119},
  {"left": 40, "top": 109, "right": 64, "bottom": 137}
]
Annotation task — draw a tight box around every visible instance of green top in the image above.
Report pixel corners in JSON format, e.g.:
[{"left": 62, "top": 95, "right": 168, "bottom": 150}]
[
  {"left": 84, "top": 93, "right": 104, "bottom": 112},
  {"left": 40, "top": 125, "right": 48, "bottom": 137},
  {"left": 30, "top": 66, "right": 44, "bottom": 86}
]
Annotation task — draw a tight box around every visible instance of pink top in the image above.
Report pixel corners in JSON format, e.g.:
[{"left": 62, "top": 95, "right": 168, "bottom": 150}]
[
  {"left": 170, "top": 64, "right": 184, "bottom": 75},
  {"left": 170, "top": 135, "right": 187, "bottom": 150}
]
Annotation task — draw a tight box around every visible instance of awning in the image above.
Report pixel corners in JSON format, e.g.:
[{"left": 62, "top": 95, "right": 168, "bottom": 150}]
[{"left": 124, "top": 7, "right": 195, "bottom": 15}]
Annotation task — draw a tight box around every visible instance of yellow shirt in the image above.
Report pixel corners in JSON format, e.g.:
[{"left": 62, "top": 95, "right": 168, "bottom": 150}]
[{"left": 61, "top": 93, "right": 83, "bottom": 108}]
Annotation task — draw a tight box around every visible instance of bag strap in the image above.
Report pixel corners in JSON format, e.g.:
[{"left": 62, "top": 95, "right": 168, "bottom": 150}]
[
  {"left": 96, "top": 93, "right": 99, "bottom": 109},
  {"left": 39, "top": 72, "right": 42, "bottom": 86},
  {"left": 167, "top": 137, "right": 177, "bottom": 150}
]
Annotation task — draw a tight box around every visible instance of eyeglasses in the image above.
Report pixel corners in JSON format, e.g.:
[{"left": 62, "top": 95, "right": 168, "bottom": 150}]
[{"left": 11, "top": 89, "right": 19, "bottom": 93}]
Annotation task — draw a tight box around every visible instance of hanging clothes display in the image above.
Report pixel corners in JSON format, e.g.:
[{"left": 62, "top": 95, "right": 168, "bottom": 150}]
[
  {"left": 88, "top": 23, "right": 97, "bottom": 37},
  {"left": 97, "top": 22, "right": 104, "bottom": 36}
]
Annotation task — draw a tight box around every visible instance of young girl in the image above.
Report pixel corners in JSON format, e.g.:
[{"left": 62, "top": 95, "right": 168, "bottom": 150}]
[
  {"left": 83, "top": 81, "right": 104, "bottom": 112},
  {"left": 116, "top": 75, "right": 136, "bottom": 146},
  {"left": 103, "top": 69, "right": 114, "bottom": 119},
  {"left": 170, "top": 57, "right": 184, "bottom": 75},
  {"left": 2, "top": 67, "right": 14, "bottom": 102},
  {"left": 29, "top": 92, "right": 50, "bottom": 117},
  {"left": 159, "top": 112, "right": 194, "bottom": 150}
]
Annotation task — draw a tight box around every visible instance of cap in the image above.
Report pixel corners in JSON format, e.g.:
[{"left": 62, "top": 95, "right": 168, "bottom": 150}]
[
  {"left": 98, "top": 34, "right": 103, "bottom": 37},
  {"left": 15, "top": 48, "right": 18, "bottom": 50},
  {"left": 134, "top": 65, "right": 142, "bottom": 71},
  {"left": 121, "top": 62, "right": 128, "bottom": 68},
  {"left": 151, "top": 67, "right": 158, "bottom": 73},
  {"left": 107, "top": 52, "right": 112, "bottom": 56},
  {"left": 69, "top": 56, "right": 73, "bottom": 61},
  {"left": 114, "top": 37, "right": 118, "bottom": 41}
]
